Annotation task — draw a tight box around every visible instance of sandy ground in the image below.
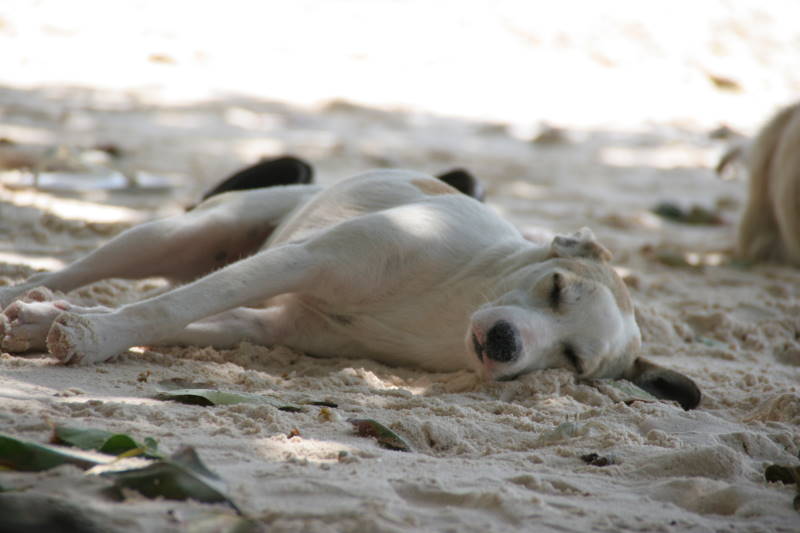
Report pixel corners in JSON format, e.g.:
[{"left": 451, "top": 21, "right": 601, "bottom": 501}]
[{"left": 1, "top": 1, "right": 799, "bottom": 532}]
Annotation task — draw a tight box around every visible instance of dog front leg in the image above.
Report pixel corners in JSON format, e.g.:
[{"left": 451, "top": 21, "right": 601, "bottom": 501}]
[
  {"left": 152, "top": 306, "right": 293, "bottom": 348},
  {"left": 46, "top": 243, "right": 319, "bottom": 364}
]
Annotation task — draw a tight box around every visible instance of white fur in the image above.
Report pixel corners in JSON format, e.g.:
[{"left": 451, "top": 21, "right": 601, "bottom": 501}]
[{"left": 1, "top": 170, "right": 642, "bottom": 382}]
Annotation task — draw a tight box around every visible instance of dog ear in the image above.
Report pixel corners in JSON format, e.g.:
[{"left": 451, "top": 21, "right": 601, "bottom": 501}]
[
  {"left": 624, "top": 357, "right": 701, "bottom": 410},
  {"left": 549, "top": 227, "right": 613, "bottom": 262}
]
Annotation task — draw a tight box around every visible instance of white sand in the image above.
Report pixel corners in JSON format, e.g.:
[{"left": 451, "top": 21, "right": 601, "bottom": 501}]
[{"left": 1, "top": 2, "right": 799, "bottom": 531}]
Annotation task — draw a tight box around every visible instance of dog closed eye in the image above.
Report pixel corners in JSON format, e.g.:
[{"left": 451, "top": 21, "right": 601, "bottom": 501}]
[{"left": 549, "top": 272, "right": 563, "bottom": 309}]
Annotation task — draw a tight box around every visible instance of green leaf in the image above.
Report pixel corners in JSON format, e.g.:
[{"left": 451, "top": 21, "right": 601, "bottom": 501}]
[
  {"left": 100, "top": 434, "right": 144, "bottom": 456},
  {"left": 348, "top": 418, "right": 411, "bottom": 452},
  {"left": 103, "top": 446, "right": 240, "bottom": 513},
  {"left": 156, "top": 388, "right": 303, "bottom": 412},
  {"left": 53, "top": 426, "right": 116, "bottom": 451},
  {"left": 0, "top": 434, "right": 241, "bottom": 512},
  {"left": 143, "top": 437, "right": 159, "bottom": 453},
  {"left": 0, "top": 433, "right": 107, "bottom": 471},
  {"left": 52, "top": 425, "right": 159, "bottom": 457}
]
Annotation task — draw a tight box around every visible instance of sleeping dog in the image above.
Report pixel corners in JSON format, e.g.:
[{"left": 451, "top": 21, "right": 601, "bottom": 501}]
[{"left": 0, "top": 158, "right": 700, "bottom": 409}]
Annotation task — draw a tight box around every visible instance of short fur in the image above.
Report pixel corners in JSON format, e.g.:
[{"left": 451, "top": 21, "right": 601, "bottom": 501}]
[
  {"left": 0, "top": 168, "right": 701, "bottom": 409},
  {"left": 737, "top": 101, "right": 800, "bottom": 265}
]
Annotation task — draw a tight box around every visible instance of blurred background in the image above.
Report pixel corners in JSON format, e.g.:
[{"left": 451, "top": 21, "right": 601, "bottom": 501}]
[
  {"left": 3, "top": 0, "right": 799, "bottom": 126},
  {"left": 1, "top": 0, "right": 799, "bottom": 268}
]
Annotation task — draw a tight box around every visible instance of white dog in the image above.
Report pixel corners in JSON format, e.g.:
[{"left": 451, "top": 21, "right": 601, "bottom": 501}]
[{"left": 0, "top": 160, "right": 701, "bottom": 409}]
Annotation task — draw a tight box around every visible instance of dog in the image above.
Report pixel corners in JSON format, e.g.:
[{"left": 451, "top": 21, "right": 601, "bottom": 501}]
[
  {"left": 720, "top": 101, "right": 800, "bottom": 265},
  {"left": 0, "top": 158, "right": 701, "bottom": 409}
]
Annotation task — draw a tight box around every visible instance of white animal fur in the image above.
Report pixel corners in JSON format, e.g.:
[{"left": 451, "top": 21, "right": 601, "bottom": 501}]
[{"left": 0, "top": 170, "right": 701, "bottom": 408}]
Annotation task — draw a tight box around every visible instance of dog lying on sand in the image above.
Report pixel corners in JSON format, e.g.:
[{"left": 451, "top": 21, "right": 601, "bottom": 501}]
[
  {"left": 719, "top": 101, "right": 800, "bottom": 266},
  {"left": 0, "top": 158, "right": 701, "bottom": 409}
]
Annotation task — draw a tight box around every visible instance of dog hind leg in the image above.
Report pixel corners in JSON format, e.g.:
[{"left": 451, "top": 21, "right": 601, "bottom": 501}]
[
  {"left": 197, "top": 155, "right": 314, "bottom": 204},
  {"left": 436, "top": 169, "right": 485, "bottom": 201},
  {"left": 0, "top": 185, "right": 319, "bottom": 309}
]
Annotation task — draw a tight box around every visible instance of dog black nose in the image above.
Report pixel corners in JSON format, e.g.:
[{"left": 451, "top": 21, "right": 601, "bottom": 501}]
[{"left": 484, "top": 320, "right": 519, "bottom": 362}]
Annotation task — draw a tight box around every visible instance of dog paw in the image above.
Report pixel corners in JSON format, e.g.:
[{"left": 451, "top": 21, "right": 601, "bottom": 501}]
[
  {"left": 550, "top": 227, "right": 613, "bottom": 262},
  {"left": 22, "top": 286, "right": 58, "bottom": 303},
  {"left": 47, "top": 313, "right": 96, "bottom": 364},
  {"left": 1, "top": 299, "right": 72, "bottom": 353},
  {"left": 47, "top": 312, "right": 127, "bottom": 364},
  {"left": 1, "top": 285, "right": 59, "bottom": 311}
]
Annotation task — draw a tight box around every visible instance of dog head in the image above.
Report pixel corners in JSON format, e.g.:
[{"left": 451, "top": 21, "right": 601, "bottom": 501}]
[{"left": 467, "top": 228, "right": 701, "bottom": 410}]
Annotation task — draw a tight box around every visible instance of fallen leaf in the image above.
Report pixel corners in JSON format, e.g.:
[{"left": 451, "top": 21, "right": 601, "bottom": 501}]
[
  {"left": 306, "top": 400, "right": 338, "bottom": 408},
  {"left": 155, "top": 388, "right": 303, "bottom": 412},
  {"left": 52, "top": 425, "right": 160, "bottom": 457},
  {"left": 103, "top": 446, "right": 240, "bottom": 512},
  {"left": 596, "top": 380, "right": 659, "bottom": 405},
  {"left": 93, "top": 143, "right": 123, "bottom": 158},
  {"left": 148, "top": 53, "right": 176, "bottom": 64},
  {"left": 652, "top": 202, "right": 724, "bottom": 225},
  {"left": 0, "top": 433, "right": 107, "bottom": 471},
  {"left": 532, "top": 125, "right": 569, "bottom": 145},
  {"left": 652, "top": 250, "right": 699, "bottom": 269},
  {"left": 348, "top": 418, "right": 411, "bottom": 452},
  {"left": 707, "top": 73, "right": 741, "bottom": 92}
]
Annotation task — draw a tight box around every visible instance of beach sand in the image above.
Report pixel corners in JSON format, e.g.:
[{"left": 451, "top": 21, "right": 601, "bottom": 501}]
[{"left": 1, "top": 2, "right": 799, "bottom": 531}]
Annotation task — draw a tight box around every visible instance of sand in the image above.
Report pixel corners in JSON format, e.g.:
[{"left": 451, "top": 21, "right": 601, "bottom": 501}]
[{"left": 1, "top": 1, "right": 799, "bottom": 531}]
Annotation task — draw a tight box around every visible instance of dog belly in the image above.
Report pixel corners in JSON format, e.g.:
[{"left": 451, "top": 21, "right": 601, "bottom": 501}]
[{"left": 280, "top": 295, "right": 473, "bottom": 372}]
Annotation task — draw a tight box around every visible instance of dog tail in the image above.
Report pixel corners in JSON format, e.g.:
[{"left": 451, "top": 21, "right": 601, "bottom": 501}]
[{"left": 737, "top": 102, "right": 800, "bottom": 263}]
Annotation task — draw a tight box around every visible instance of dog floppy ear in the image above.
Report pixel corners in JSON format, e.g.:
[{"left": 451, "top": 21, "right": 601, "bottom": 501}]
[
  {"left": 549, "top": 227, "right": 613, "bottom": 262},
  {"left": 624, "top": 357, "right": 701, "bottom": 410}
]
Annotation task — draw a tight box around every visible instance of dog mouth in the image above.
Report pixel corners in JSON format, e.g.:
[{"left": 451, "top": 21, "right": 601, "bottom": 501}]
[{"left": 471, "top": 332, "right": 485, "bottom": 362}]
